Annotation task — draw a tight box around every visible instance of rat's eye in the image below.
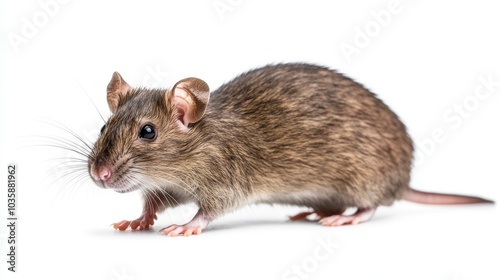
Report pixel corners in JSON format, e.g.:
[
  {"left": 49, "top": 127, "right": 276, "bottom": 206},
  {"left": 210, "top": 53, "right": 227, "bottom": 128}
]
[
  {"left": 139, "top": 124, "right": 156, "bottom": 140},
  {"left": 100, "top": 125, "right": 106, "bottom": 135}
]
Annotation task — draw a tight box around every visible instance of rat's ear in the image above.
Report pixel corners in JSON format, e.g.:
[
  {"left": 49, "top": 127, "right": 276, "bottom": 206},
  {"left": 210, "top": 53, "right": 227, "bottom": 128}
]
[
  {"left": 168, "top": 77, "right": 210, "bottom": 130},
  {"left": 107, "top": 72, "right": 130, "bottom": 113}
]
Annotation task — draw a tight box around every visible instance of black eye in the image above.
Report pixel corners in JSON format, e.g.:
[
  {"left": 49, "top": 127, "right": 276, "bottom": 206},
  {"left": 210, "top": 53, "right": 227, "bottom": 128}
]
[
  {"left": 100, "top": 125, "right": 106, "bottom": 135},
  {"left": 139, "top": 124, "right": 156, "bottom": 140}
]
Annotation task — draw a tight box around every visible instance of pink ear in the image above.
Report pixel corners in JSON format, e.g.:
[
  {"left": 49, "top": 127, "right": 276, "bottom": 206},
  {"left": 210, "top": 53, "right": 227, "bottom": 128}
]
[
  {"left": 168, "top": 77, "right": 210, "bottom": 130},
  {"left": 107, "top": 72, "right": 130, "bottom": 113},
  {"left": 171, "top": 86, "right": 193, "bottom": 128}
]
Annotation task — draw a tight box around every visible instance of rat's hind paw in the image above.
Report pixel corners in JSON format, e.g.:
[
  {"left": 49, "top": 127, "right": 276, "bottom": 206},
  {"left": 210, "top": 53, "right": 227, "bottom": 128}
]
[
  {"left": 319, "top": 208, "right": 376, "bottom": 226},
  {"left": 159, "top": 209, "right": 210, "bottom": 236},
  {"left": 112, "top": 213, "right": 157, "bottom": 231},
  {"left": 289, "top": 209, "right": 345, "bottom": 221},
  {"left": 289, "top": 211, "right": 319, "bottom": 221},
  {"left": 159, "top": 224, "right": 203, "bottom": 237}
]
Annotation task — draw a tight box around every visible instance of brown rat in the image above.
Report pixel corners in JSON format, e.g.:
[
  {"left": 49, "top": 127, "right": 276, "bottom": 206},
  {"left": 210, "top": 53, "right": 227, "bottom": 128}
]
[{"left": 87, "top": 63, "right": 493, "bottom": 236}]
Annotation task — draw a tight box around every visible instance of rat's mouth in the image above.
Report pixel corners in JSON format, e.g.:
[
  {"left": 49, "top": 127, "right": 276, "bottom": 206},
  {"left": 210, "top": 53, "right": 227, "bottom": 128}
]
[
  {"left": 90, "top": 178, "right": 139, "bottom": 193},
  {"left": 113, "top": 184, "right": 140, "bottom": 193}
]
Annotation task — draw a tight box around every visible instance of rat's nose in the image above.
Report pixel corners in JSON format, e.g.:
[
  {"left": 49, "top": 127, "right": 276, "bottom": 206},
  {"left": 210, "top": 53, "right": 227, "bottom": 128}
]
[
  {"left": 90, "top": 166, "right": 112, "bottom": 182},
  {"left": 98, "top": 168, "right": 112, "bottom": 181}
]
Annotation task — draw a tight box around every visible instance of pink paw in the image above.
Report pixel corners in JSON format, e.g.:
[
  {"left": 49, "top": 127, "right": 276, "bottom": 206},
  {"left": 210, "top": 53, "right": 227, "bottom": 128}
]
[
  {"left": 289, "top": 209, "right": 345, "bottom": 221},
  {"left": 289, "top": 211, "right": 319, "bottom": 221},
  {"left": 112, "top": 213, "right": 158, "bottom": 231},
  {"left": 159, "top": 225, "right": 204, "bottom": 237},
  {"left": 320, "top": 215, "right": 362, "bottom": 226},
  {"left": 319, "top": 208, "right": 376, "bottom": 227}
]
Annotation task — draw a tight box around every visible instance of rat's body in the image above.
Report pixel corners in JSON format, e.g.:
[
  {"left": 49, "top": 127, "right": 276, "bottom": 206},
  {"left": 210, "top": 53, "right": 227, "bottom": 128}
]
[{"left": 88, "top": 63, "right": 492, "bottom": 236}]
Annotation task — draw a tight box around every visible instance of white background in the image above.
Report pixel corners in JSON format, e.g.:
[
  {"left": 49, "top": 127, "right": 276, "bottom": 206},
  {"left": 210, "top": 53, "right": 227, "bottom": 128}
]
[{"left": 1, "top": 1, "right": 499, "bottom": 279}]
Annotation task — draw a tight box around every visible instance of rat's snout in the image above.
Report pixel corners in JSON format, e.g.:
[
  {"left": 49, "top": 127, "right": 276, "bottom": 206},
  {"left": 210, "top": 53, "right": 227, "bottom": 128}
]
[
  {"left": 89, "top": 164, "right": 112, "bottom": 188},
  {"left": 92, "top": 167, "right": 112, "bottom": 181}
]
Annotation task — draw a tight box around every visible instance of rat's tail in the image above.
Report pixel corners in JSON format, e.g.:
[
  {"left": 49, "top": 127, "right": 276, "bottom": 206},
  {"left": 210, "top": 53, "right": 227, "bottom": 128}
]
[{"left": 403, "top": 188, "right": 494, "bottom": 205}]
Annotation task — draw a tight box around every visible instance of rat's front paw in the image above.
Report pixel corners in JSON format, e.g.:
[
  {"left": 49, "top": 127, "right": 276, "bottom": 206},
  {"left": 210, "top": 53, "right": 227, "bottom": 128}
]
[
  {"left": 112, "top": 213, "right": 158, "bottom": 231},
  {"left": 159, "top": 224, "right": 204, "bottom": 237}
]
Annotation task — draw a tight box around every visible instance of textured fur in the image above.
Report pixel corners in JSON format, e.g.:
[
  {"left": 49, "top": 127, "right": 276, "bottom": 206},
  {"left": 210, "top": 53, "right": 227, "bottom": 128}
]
[{"left": 89, "top": 63, "right": 414, "bottom": 220}]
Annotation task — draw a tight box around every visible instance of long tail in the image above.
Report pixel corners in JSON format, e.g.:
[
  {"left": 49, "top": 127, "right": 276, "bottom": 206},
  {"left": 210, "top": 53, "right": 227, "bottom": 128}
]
[{"left": 403, "top": 188, "right": 494, "bottom": 205}]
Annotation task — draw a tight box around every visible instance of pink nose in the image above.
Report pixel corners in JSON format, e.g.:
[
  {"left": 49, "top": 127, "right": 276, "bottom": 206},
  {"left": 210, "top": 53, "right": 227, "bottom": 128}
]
[
  {"left": 91, "top": 166, "right": 112, "bottom": 182},
  {"left": 98, "top": 168, "right": 111, "bottom": 181}
]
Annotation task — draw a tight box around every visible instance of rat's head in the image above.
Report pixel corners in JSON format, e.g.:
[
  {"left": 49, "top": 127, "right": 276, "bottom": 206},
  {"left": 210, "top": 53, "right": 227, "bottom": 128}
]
[{"left": 88, "top": 72, "right": 210, "bottom": 193}]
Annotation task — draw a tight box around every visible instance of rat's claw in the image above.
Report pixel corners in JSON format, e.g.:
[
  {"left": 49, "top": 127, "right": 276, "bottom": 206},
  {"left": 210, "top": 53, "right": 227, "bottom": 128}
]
[
  {"left": 320, "top": 215, "right": 352, "bottom": 226},
  {"left": 112, "top": 220, "right": 131, "bottom": 231},
  {"left": 160, "top": 209, "right": 210, "bottom": 236},
  {"left": 289, "top": 211, "right": 316, "bottom": 221},
  {"left": 130, "top": 220, "right": 141, "bottom": 230},
  {"left": 319, "top": 208, "right": 376, "bottom": 227},
  {"left": 138, "top": 220, "right": 149, "bottom": 230},
  {"left": 289, "top": 210, "right": 343, "bottom": 221},
  {"left": 112, "top": 212, "right": 157, "bottom": 231},
  {"left": 169, "top": 227, "right": 185, "bottom": 236},
  {"left": 160, "top": 225, "right": 203, "bottom": 237}
]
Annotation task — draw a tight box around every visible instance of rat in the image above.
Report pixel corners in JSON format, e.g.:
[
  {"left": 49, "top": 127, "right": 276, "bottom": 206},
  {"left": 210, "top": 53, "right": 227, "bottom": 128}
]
[{"left": 87, "top": 63, "right": 493, "bottom": 236}]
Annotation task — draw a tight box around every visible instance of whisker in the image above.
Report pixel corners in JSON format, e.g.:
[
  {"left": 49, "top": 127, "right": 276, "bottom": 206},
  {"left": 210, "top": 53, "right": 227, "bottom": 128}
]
[
  {"left": 43, "top": 163, "right": 89, "bottom": 190},
  {"left": 73, "top": 77, "right": 107, "bottom": 123},
  {"left": 33, "top": 135, "right": 92, "bottom": 154},
  {"left": 28, "top": 139, "right": 92, "bottom": 160},
  {"left": 32, "top": 143, "right": 91, "bottom": 160},
  {"left": 124, "top": 176, "right": 173, "bottom": 222},
  {"left": 125, "top": 174, "right": 179, "bottom": 221},
  {"left": 130, "top": 166, "right": 200, "bottom": 201},
  {"left": 43, "top": 166, "right": 90, "bottom": 204},
  {"left": 36, "top": 119, "right": 95, "bottom": 153},
  {"left": 129, "top": 174, "right": 176, "bottom": 209}
]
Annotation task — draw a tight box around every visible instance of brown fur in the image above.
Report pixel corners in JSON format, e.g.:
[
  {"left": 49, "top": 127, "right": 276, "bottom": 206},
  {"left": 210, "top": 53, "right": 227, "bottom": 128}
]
[{"left": 89, "top": 63, "right": 414, "bottom": 220}]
